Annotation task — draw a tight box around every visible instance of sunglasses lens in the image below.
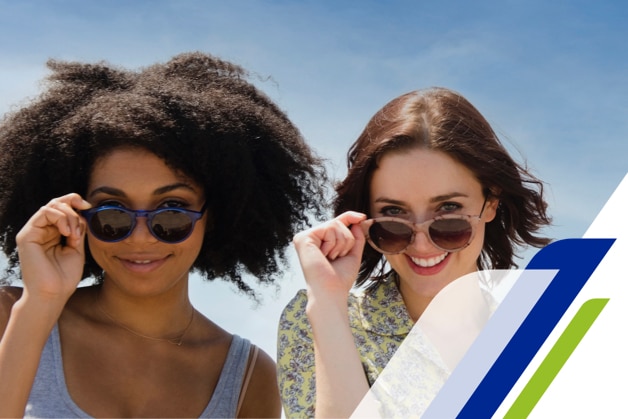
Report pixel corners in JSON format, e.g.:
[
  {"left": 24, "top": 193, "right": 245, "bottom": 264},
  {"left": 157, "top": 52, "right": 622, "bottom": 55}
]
[
  {"left": 429, "top": 218, "right": 473, "bottom": 251},
  {"left": 369, "top": 221, "right": 414, "bottom": 253},
  {"left": 150, "top": 210, "right": 195, "bottom": 243},
  {"left": 88, "top": 209, "right": 133, "bottom": 241}
]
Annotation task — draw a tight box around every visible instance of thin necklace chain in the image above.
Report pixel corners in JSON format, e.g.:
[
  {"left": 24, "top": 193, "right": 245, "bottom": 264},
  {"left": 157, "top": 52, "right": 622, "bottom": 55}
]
[{"left": 97, "top": 302, "right": 195, "bottom": 346}]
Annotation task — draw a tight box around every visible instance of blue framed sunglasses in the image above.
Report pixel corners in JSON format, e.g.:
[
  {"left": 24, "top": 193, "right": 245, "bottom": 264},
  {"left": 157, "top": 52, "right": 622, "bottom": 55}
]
[{"left": 82, "top": 204, "right": 206, "bottom": 243}]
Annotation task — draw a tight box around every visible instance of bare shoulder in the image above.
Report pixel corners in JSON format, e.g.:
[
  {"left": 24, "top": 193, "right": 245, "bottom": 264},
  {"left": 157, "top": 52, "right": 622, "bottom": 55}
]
[
  {"left": 238, "top": 345, "right": 281, "bottom": 418},
  {"left": 0, "top": 286, "right": 24, "bottom": 336},
  {"left": 0, "top": 286, "right": 24, "bottom": 305}
]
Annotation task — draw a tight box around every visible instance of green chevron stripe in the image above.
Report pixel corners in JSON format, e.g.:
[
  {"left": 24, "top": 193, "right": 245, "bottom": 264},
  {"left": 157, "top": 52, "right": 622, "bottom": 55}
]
[{"left": 504, "top": 298, "right": 609, "bottom": 419}]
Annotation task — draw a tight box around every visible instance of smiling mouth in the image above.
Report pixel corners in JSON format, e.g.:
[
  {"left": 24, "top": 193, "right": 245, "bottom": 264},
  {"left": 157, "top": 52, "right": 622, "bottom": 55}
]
[
  {"left": 117, "top": 256, "right": 169, "bottom": 273},
  {"left": 118, "top": 255, "right": 168, "bottom": 266},
  {"left": 410, "top": 253, "right": 448, "bottom": 267}
]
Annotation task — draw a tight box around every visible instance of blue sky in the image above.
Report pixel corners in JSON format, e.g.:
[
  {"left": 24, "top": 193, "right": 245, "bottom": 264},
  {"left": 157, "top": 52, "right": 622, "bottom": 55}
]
[{"left": 1, "top": 0, "right": 627, "bottom": 358}]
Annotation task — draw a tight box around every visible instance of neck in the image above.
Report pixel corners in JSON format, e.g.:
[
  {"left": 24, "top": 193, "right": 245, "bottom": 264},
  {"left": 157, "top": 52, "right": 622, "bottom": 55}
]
[
  {"left": 97, "top": 301, "right": 195, "bottom": 345},
  {"left": 394, "top": 275, "right": 436, "bottom": 321},
  {"left": 401, "top": 293, "right": 432, "bottom": 322},
  {"left": 397, "top": 267, "right": 479, "bottom": 321},
  {"left": 413, "top": 272, "right": 491, "bottom": 369},
  {"left": 94, "top": 283, "right": 195, "bottom": 340}
]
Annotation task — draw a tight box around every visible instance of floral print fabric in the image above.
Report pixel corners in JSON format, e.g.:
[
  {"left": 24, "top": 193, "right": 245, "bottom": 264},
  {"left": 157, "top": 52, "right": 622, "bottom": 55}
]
[
  {"left": 276, "top": 275, "right": 414, "bottom": 418},
  {"left": 277, "top": 270, "right": 505, "bottom": 418}
]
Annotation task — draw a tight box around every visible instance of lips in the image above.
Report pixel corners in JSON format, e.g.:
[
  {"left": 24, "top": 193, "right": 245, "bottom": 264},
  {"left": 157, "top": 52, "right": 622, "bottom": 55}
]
[
  {"left": 117, "top": 255, "right": 170, "bottom": 273},
  {"left": 410, "top": 252, "right": 448, "bottom": 267}
]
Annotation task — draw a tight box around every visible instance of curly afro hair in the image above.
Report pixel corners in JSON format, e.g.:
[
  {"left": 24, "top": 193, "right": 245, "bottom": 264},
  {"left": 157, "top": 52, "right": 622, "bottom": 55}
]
[{"left": 0, "top": 52, "right": 329, "bottom": 297}]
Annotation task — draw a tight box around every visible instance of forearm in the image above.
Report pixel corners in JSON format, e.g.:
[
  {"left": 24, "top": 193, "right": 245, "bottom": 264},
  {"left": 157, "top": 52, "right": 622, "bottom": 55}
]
[
  {"left": 307, "top": 295, "right": 369, "bottom": 418},
  {"left": 0, "top": 295, "right": 63, "bottom": 417}
]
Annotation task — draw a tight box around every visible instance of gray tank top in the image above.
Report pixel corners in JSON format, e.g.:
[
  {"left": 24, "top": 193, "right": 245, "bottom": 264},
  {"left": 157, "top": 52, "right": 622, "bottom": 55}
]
[{"left": 25, "top": 324, "right": 252, "bottom": 418}]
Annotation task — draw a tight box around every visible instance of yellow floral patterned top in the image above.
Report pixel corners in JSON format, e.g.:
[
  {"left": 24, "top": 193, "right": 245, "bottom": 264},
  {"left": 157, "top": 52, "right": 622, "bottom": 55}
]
[{"left": 276, "top": 275, "right": 414, "bottom": 418}]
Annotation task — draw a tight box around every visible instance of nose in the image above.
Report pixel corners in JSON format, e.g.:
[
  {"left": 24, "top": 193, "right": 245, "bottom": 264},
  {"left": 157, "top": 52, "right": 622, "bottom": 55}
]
[
  {"left": 127, "top": 215, "right": 157, "bottom": 243},
  {"left": 408, "top": 230, "right": 436, "bottom": 253}
]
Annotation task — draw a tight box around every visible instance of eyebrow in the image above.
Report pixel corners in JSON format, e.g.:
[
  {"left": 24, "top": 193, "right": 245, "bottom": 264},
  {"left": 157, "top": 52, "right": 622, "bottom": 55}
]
[
  {"left": 429, "top": 192, "right": 470, "bottom": 202},
  {"left": 88, "top": 182, "right": 198, "bottom": 199},
  {"left": 373, "top": 192, "right": 470, "bottom": 206}
]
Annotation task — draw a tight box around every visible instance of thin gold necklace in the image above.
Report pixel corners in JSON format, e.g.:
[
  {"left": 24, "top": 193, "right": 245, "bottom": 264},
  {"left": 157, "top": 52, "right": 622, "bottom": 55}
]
[{"left": 97, "top": 302, "right": 195, "bottom": 346}]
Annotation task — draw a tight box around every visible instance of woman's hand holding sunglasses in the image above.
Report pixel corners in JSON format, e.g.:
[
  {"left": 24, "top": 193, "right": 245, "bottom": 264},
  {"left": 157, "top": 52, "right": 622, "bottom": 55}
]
[
  {"left": 293, "top": 211, "right": 367, "bottom": 300},
  {"left": 16, "top": 193, "right": 91, "bottom": 306}
]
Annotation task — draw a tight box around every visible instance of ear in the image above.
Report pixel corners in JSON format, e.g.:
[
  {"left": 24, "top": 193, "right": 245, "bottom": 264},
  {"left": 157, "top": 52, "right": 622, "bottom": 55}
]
[{"left": 482, "top": 196, "right": 500, "bottom": 223}]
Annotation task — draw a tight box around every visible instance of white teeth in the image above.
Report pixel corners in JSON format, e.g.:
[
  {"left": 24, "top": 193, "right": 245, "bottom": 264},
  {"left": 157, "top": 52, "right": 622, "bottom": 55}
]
[
  {"left": 411, "top": 253, "right": 448, "bottom": 267},
  {"left": 132, "top": 260, "right": 152, "bottom": 264}
]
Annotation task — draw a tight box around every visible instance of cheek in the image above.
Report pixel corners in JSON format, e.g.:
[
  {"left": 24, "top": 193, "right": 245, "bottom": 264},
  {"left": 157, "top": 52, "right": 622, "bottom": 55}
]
[
  {"left": 86, "top": 235, "right": 100, "bottom": 252},
  {"left": 465, "top": 224, "right": 487, "bottom": 260},
  {"left": 181, "top": 220, "right": 206, "bottom": 255},
  {"left": 85, "top": 236, "right": 110, "bottom": 266},
  {"left": 383, "top": 253, "right": 405, "bottom": 271}
]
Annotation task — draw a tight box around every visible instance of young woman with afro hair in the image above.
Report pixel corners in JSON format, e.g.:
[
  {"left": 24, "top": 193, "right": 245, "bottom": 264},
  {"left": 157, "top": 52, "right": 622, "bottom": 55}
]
[{"left": 0, "top": 52, "right": 328, "bottom": 418}]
